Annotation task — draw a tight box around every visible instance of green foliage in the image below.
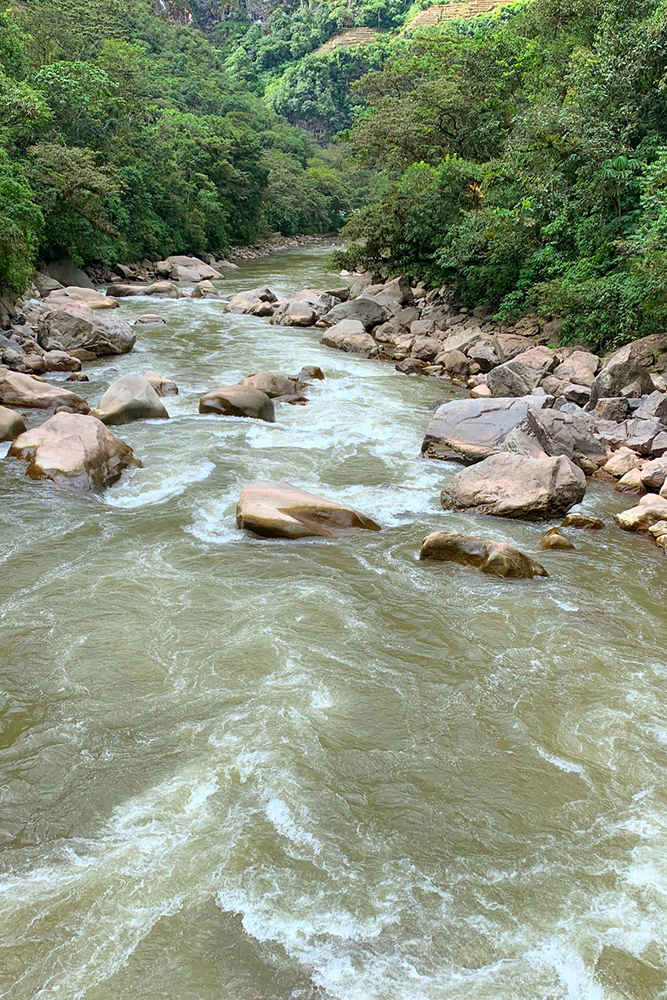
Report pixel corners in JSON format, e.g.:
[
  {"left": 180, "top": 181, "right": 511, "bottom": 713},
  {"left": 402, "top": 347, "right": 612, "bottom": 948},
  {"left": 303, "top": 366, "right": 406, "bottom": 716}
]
[
  {"left": 0, "top": 0, "right": 374, "bottom": 292},
  {"left": 338, "top": 0, "right": 667, "bottom": 351}
]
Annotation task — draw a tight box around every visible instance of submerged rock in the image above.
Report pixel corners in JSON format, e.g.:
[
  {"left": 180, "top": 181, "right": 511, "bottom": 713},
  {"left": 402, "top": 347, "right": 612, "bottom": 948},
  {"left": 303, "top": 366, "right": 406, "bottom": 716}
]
[
  {"left": 236, "top": 481, "right": 381, "bottom": 538},
  {"left": 441, "top": 453, "right": 586, "bottom": 520},
  {"left": 8, "top": 412, "right": 140, "bottom": 492},
  {"left": 95, "top": 374, "right": 170, "bottom": 426},
  {"left": 419, "top": 531, "right": 547, "bottom": 579},
  {"left": 199, "top": 385, "right": 275, "bottom": 422},
  {"left": 561, "top": 512, "right": 605, "bottom": 529}
]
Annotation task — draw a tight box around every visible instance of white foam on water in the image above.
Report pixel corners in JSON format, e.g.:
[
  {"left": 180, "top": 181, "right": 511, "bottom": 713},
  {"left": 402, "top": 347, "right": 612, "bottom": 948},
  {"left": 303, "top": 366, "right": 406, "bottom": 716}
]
[{"left": 105, "top": 458, "right": 215, "bottom": 508}]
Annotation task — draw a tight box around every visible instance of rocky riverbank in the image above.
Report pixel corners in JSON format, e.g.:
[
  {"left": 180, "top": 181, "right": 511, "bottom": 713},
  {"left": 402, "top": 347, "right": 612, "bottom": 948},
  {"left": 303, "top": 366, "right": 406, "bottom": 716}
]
[{"left": 2, "top": 254, "right": 667, "bottom": 571}]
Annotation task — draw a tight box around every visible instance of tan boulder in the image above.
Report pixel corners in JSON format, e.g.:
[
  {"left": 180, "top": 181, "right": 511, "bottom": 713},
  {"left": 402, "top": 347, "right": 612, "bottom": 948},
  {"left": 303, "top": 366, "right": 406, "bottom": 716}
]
[
  {"left": 199, "top": 385, "right": 275, "bottom": 422},
  {"left": 298, "top": 365, "right": 325, "bottom": 382},
  {"left": 37, "top": 302, "right": 136, "bottom": 356},
  {"left": 106, "top": 282, "right": 180, "bottom": 298},
  {"left": 419, "top": 531, "right": 547, "bottom": 579},
  {"left": 95, "top": 374, "right": 169, "bottom": 426},
  {"left": 0, "top": 405, "right": 26, "bottom": 442},
  {"left": 441, "top": 453, "right": 586, "bottom": 520},
  {"left": 45, "top": 287, "right": 119, "bottom": 310},
  {"left": 191, "top": 280, "right": 220, "bottom": 299},
  {"left": 0, "top": 370, "right": 89, "bottom": 413},
  {"left": 538, "top": 527, "right": 576, "bottom": 551},
  {"left": 614, "top": 499, "right": 667, "bottom": 532},
  {"left": 470, "top": 383, "right": 492, "bottom": 399},
  {"left": 561, "top": 512, "right": 604, "bottom": 529},
  {"left": 603, "top": 447, "right": 643, "bottom": 478},
  {"left": 240, "top": 372, "right": 307, "bottom": 403},
  {"left": 227, "top": 287, "right": 277, "bottom": 314},
  {"left": 144, "top": 371, "right": 178, "bottom": 397},
  {"left": 236, "top": 481, "right": 381, "bottom": 538},
  {"left": 8, "top": 412, "right": 140, "bottom": 492},
  {"left": 615, "top": 468, "right": 645, "bottom": 495},
  {"left": 43, "top": 350, "right": 81, "bottom": 373},
  {"left": 640, "top": 457, "right": 667, "bottom": 492},
  {"left": 321, "top": 320, "right": 375, "bottom": 354}
]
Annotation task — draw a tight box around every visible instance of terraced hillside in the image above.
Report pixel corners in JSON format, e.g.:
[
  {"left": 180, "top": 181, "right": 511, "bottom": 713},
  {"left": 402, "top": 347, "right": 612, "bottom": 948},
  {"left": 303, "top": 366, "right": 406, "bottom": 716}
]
[
  {"left": 407, "top": 0, "right": 505, "bottom": 27},
  {"left": 315, "top": 27, "right": 381, "bottom": 54}
]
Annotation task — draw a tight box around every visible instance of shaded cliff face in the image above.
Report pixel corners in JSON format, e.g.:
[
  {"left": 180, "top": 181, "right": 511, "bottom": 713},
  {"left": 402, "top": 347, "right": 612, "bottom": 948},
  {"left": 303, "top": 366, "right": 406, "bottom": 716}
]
[{"left": 167, "top": 0, "right": 285, "bottom": 30}]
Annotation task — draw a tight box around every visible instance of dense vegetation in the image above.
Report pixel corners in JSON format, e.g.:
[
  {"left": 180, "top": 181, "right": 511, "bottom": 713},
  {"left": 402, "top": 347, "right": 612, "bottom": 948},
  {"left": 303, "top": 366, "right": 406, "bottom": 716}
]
[
  {"left": 338, "top": 0, "right": 667, "bottom": 349},
  {"left": 5, "top": 0, "right": 667, "bottom": 352},
  {"left": 0, "top": 0, "right": 385, "bottom": 293}
]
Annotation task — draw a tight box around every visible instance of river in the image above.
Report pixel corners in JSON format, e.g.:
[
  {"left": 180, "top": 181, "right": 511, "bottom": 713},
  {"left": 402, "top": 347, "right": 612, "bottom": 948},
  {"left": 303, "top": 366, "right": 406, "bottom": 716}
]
[{"left": 1, "top": 243, "right": 666, "bottom": 1000}]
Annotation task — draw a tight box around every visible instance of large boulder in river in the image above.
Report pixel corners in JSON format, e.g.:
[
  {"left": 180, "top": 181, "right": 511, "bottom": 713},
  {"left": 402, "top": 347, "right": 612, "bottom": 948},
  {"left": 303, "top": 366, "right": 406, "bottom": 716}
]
[
  {"left": 441, "top": 452, "right": 586, "bottom": 519},
  {"left": 94, "top": 374, "right": 169, "bottom": 426},
  {"left": 422, "top": 396, "right": 551, "bottom": 463},
  {"left": 0, "top": 405, "right": 26, "bottom": 442},
  {"left": 487, "top": 346, "right": 558, "bottom": 397},
  {"left": 157, "top": 255, "right": 222, "bottom": 282},
  {"left": 236, "top": 481, "right": 381, "bottom": 538},
  {"left": 321, "top": 297, "right": 387, "bottom": 330},
  {"left": 503, "top": 407, "right": 607, "bottom": 474},
  {"left": 420, "top": 531, "right": 547, "bottom": 579},
  {"left": 199, "top": 385, "right": 275, "bottom": 422},
  {"left": 321, "top": 320, "right": 376, "bottom": 354},
  {"left": 8, "top": 412, "right": 140, "bottom": 492},
  {"left": 240, "top": 372, "right": 307, "bottom": 403},
  {"left": 45, "top": 287, "right": 119, "bottom": 310},
  {"left": 0, "top": 370, "right": 90, "bottom": 413},
  {"left": 37, "top": 302, "right": 136, "bottom": 357},
  {"left": 227, "top": 287, "right": 277, "bottom": 315},
  {"left": 274, "top": 299, "right": 317, "bottom": 327}
]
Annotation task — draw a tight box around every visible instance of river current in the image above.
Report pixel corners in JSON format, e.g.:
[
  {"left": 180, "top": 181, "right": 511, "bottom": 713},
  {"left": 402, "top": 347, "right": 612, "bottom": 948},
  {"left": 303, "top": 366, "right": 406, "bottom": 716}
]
[{"left": 1, "top": 244, "right": 666, "bottom": 1000}]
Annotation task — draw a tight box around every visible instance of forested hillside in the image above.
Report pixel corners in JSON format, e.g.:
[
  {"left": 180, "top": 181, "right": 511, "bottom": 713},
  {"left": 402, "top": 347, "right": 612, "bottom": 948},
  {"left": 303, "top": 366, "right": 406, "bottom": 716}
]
[
  {"left": 338, "top": 0, "right": 667, "bottom": 350},
  {"left": 0, "top": 0, "right": 388, "bottom": 295}
]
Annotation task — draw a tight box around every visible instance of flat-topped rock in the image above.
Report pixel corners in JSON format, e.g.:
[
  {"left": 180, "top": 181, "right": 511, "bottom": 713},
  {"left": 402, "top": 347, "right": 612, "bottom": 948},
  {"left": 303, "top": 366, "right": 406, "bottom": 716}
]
[
  {"left": 106, "top": 282, "right": 180, "bottom": 298},
  {"left": 422, "top": 396, "right": 550, "bottom": 463},
  {"left": 236, "top": 481, "right": 381, "bottom": 538},
  {"left": 8, "top": 412, "right": 140, "bottom": 492},
  {"left": 419, "top": 531, "right": 547, "bottom": 579},
  {"left": 95, "top": 374, "right": 169, "bottom": 426},
  {"left": 45, "top": 287, "right": 119, "bottom": 310},
  {"left": 321, "top": 320, "right": 375, "bottom": 354},
  {"left": 441, "top": 452, "right": 586, "bottom": 520},
  {"left": 199, "top": 385, "right": 275, "bottom": 422},
  {"left": 0, "top": 370, "right": 90, "bottom": 413}
]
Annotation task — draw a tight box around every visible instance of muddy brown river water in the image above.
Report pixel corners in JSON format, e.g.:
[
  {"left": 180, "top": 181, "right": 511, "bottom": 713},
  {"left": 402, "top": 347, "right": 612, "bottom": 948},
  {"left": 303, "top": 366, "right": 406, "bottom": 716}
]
[{"left": 1, "top": 243, "right": 666, "bottom": 1000}]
